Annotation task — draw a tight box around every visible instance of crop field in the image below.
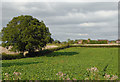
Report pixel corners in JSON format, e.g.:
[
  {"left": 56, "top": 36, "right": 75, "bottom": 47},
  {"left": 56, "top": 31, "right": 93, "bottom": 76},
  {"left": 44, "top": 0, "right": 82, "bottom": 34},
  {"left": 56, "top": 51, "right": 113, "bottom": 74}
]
[{"left": 2, "top": 47, "right": 118, "bottom": 80}]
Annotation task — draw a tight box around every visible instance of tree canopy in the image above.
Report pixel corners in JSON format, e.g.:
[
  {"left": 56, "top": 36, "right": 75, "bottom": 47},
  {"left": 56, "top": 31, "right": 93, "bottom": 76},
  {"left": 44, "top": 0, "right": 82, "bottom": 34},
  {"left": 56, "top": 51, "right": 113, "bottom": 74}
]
[{"left": 1, "top": 15, "right": 53, "bottom": 53}]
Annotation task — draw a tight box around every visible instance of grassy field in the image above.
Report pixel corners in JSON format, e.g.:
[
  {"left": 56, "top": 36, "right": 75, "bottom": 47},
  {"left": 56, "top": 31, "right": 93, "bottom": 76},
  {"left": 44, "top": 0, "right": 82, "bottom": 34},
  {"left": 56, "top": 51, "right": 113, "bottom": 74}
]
[{"left": 2, "top": 47, "right": 118, "bottom": 80}]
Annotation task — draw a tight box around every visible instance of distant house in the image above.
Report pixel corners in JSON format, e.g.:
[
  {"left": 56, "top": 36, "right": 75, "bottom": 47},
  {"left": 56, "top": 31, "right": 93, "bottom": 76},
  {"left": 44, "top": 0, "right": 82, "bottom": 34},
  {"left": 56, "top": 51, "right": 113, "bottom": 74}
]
[
  {"left": 78, "top": 40, "right": 83, "bottom": 44},
  {"left": 116, "top": 40, "right": 120, "bottom": 44}
]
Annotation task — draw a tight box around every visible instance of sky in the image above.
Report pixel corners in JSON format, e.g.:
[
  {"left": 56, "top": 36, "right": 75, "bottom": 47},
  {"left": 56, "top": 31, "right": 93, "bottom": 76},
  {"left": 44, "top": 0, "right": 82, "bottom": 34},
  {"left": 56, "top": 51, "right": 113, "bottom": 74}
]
[{"left": 0, "top": 1, "right": 118, "bottom": 41}]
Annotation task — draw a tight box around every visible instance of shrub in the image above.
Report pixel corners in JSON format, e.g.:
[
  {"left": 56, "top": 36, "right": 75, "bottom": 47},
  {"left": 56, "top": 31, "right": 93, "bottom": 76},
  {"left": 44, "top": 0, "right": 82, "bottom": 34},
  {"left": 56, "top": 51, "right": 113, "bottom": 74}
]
[
  {"left": 88, "top": 40, "right": 108, "bottom": 44},
  {"left": 70, "top": 44, "right": 120, "bottom": 48},
  {"left": 2, "top": 53, "right": 24, "bottom": 60},
  {"left": 25, "top": 44, "right": 70, "bottom": 57}
]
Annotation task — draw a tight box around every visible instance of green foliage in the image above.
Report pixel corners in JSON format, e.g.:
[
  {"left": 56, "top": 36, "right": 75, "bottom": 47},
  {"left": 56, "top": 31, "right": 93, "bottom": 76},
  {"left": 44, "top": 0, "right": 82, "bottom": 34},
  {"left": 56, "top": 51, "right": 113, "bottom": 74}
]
[
  {"left": 82, "top": 40, "right": 88, "bottom": 44},
  {"left": 70, "top": 44, "right": 120, "bottom": 47},
  {"left": 52, "top": 40, "right": 61, "bottom": 44},
  {"left": 2, "top": 53, "right": 24, "bottom": 60},
  {"left": 2, "top": 44, "right": 69, "bottom": 60},
  {"left": 74, "top": 40, "right": 79, "bottom": 44},
  {"left": 109, "top": 41, "right": 116, "bottom": 44},
  {"left": 88, "top": 38, "right": 91, "bottom": 41},
  {"left": 88, "top": 40, "right": 108, "bottom": 44},
  {"left": 49, "top": 38, "right": 54, "bottom": 43},
  {"left": 25, "top": 44, "right": 69, "bottom": 57},
  {"left": 61, "top": 41, "right": 67, "bottom": 44},
  {"left": 1, "top": 15, "right": 52, "bottom": 53},
  {"left": 68, "top": 40, "right": 74, "bottom": 44},
  {"left": 67, "top": 39, "right": 76, "bottom": 44},
  {"left": 2, "top": 47, "right": 118, "bottom": 80}
]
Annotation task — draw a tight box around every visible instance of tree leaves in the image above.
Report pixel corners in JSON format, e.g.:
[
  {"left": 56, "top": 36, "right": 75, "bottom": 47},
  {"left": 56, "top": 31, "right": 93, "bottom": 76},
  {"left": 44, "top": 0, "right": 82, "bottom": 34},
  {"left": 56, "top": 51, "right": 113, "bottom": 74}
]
[{"left": 1, "top": 15, "right": 52, "bottom": 53}]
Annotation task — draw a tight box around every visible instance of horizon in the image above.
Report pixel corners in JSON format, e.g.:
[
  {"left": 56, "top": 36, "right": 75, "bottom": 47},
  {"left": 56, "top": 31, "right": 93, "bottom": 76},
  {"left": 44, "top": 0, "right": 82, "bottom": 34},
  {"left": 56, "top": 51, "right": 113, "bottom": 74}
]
[{"left": 0, "top": 38, "right": 118, "bottom": 44}]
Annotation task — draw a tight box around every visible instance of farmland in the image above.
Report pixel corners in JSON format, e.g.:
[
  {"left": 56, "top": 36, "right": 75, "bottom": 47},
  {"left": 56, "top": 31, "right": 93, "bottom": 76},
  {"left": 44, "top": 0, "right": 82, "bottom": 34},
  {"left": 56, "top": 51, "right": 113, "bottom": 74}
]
[{"left": 2, "top": 47, "right": 118, "bottom": 80}]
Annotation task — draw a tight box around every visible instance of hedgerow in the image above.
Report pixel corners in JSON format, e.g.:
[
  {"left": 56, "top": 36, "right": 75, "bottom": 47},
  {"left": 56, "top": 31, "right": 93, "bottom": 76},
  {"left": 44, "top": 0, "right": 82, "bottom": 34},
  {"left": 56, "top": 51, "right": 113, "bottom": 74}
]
[
  {"left": 2, "top": 44, "right": 69, "bottom": 60},
  {"left": 2, "top": 44, "right": 120, "bottom": 60}
]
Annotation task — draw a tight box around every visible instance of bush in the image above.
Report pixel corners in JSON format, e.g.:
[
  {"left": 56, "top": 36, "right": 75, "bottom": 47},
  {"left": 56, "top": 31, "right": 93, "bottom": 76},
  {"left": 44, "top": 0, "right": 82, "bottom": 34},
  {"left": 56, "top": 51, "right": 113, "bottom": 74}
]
[
  {"left": 70, "top": 44, "right": 120, "bottom": 47},
  {"left": 88, "top": 40, "right": 108, "bottom": 44},
  {"left": 2, "top": 44, "right": 69, "bottom": 60},
  {"left": 25, "top": 44, "right": 70, "bottom": 57},
  {"left": 2, "top": 53, "right": 24, "bottom": 60}
]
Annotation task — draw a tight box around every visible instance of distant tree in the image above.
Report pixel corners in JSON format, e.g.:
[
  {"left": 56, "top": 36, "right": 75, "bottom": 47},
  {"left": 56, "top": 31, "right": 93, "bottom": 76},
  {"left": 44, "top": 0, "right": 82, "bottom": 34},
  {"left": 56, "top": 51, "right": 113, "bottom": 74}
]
[
  {"left": 1, "top": 15, "right": 52, "bottom": 53},
  {"left": 67, "top": 39, "right": 75, "bottom": 44},
  {"left": 74, "top": 40, "right": 78, "bottom": 44},
  {"left": 89, "top": 40, "right": 108, "bottom": 44},
  {"left": 67, "top": 39, "right": 71, "bottom": 42},
  {"left": 82, "top": 40, "right": 88, "bottom": 44},
  {"left": 88, "top": 38, "right": 91, "bottom": 40},
  {"left": 53, "top": 40, "right": 61, "bottom": 44},
  {"left": 62, "top": 41, "right": 67, "bottom": 44},
  {"left": 70, "top": 40, "right": 74, "bottom": 44}
]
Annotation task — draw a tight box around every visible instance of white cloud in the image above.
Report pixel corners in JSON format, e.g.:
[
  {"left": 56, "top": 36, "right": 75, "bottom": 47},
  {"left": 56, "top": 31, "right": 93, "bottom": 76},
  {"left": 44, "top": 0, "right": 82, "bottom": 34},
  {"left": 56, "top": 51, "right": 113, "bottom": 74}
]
[
  {"left": 67, "top": 10, "right": 118, "bottom": 20},
  {"left": 45, "top": 9, "right": 117, "bottom": 25},
  {"left": 79, "top": 22, "right": 108, "bottom": 27},
  {"left": 78, "top": 34, "right": 88, "bottom": 36},
  {"left": 18, "top": 6, "right": 40, "bottom": 13},
  {"left": 94, "top": 10, "right": 118, "bottom": 17}
]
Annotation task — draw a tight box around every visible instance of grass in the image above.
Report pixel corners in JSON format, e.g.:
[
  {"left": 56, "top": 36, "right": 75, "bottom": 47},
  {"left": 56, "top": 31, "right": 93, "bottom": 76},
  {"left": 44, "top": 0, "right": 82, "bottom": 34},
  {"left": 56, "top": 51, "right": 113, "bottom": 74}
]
[{"left": 2, "top": 47, "right": 118, "bottom": 80}]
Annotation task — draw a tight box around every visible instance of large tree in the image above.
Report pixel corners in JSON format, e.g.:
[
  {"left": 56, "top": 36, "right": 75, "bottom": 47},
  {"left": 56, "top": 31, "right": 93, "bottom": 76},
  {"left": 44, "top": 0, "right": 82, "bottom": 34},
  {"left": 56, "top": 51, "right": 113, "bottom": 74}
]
[{"left": 1, "top": 15, "right": 53, "bottom": 53}]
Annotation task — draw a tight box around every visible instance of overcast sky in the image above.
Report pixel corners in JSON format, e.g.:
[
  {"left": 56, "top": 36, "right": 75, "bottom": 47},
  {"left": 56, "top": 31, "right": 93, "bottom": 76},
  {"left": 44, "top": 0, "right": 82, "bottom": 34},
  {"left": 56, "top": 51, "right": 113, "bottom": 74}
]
[{"left": 1, "top": 2, "right": 118, "bottom": 41}]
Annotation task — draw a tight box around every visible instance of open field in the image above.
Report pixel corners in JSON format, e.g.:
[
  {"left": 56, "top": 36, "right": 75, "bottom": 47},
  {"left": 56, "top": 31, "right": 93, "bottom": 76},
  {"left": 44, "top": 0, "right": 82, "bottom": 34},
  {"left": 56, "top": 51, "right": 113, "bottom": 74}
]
[{"left": 2, "top": 47, "right": 118, "bottom": 80}]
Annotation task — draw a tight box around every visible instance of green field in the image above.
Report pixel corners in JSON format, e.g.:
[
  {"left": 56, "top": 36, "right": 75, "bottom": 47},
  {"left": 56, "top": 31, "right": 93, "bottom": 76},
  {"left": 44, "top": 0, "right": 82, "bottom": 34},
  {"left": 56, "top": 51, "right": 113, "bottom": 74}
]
[{"left": 2, "top": 47, "right": 118, "bottom": 80}]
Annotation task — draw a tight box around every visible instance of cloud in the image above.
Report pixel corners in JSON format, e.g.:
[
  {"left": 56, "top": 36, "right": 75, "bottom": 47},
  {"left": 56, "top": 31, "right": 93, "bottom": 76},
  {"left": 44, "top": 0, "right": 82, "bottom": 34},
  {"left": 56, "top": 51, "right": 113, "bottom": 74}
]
[
  {"left": 94, "top": 10, "right": 117, "bottom": 17},
  {"left": 78, "top": 34, "right": 88, "bottom": 36},
  {"left": 45, "top": 9, "right": 117, "bottom": 25},
  {"left": 1, "top": 2, "right": 118, "bottom": 41},
  {"left": 79, "top": 22, "right": 108, "bottom": 27}
]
